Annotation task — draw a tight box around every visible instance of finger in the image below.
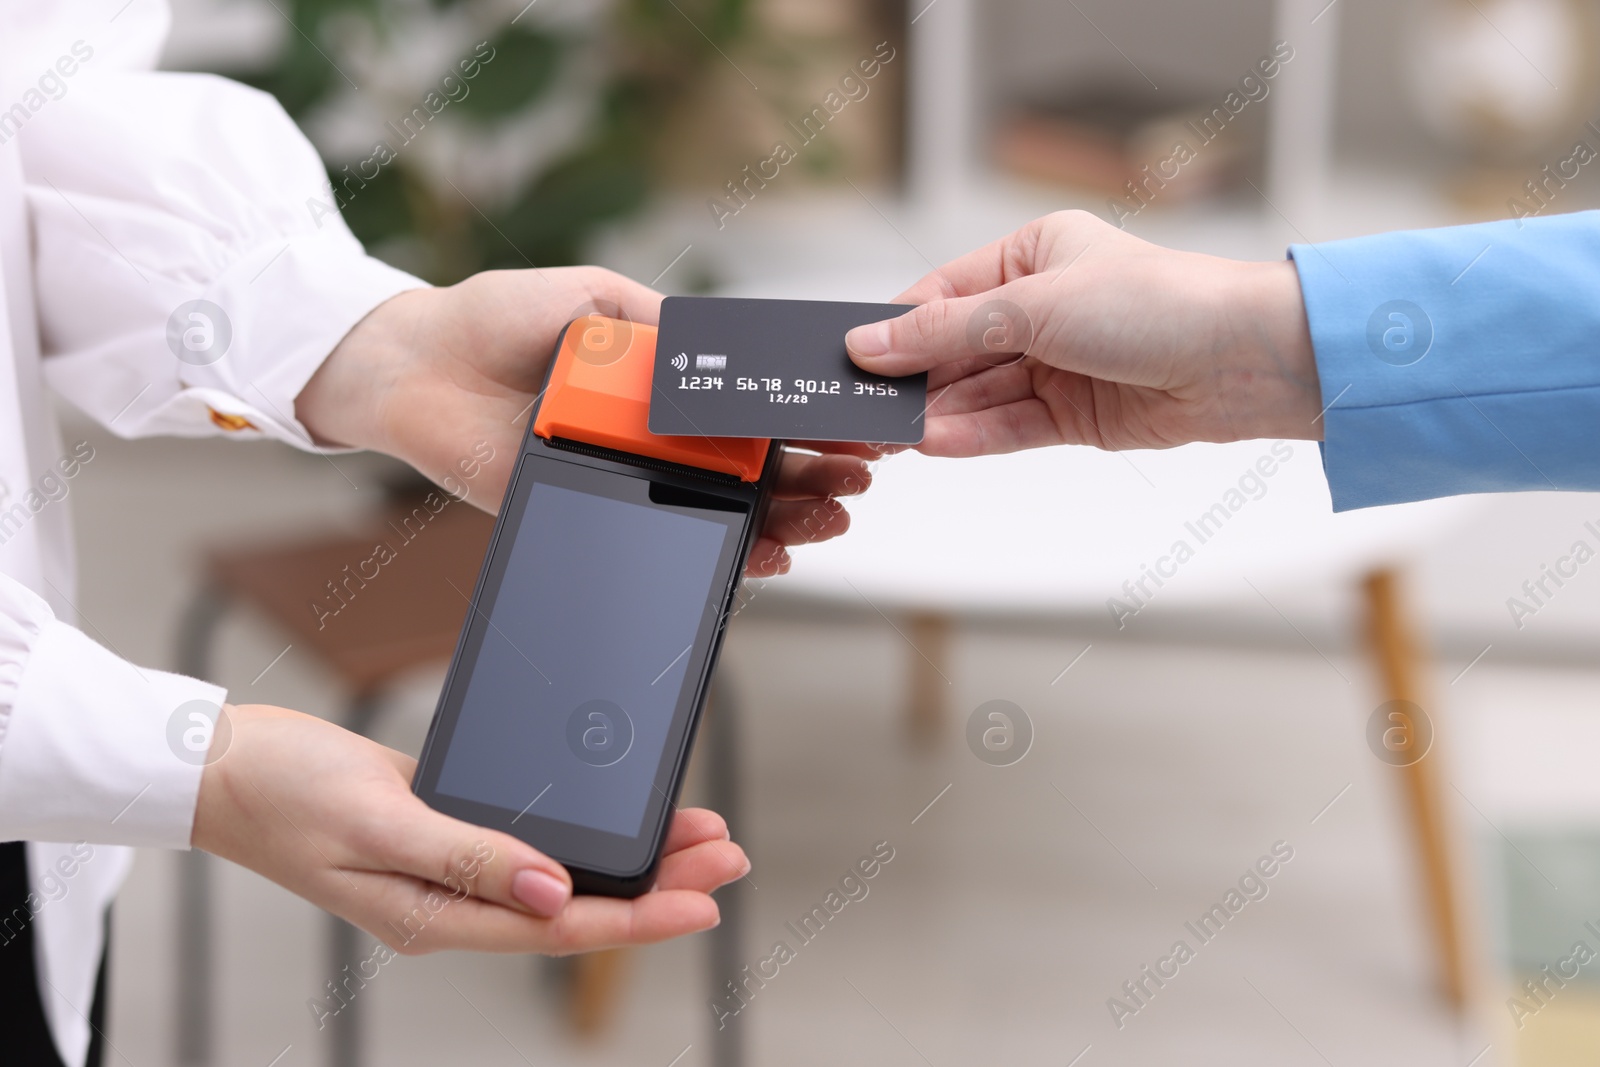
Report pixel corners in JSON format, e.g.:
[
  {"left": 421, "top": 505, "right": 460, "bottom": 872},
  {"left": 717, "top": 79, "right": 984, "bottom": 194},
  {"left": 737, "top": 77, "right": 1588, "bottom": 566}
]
[
  {"left": 927, "top": 352, "right": 1008, "bottom": 392},
  {"left": 540, "top": 891, "right": 721, "bottom": 954},
  {"left": 359, "top": 839, "right": 745, "bottom": 954},
  {"left": 745, "top": 539, "right": 791, "bottom": 578},
  {"left": 888, "top": 221, "right": 1047, "bottom": 305},
  {"left": 772, "top": 452, "right": 872, "bottom": 500},
  {"left": 847, "top": 283, "right": 1043, "bottom": 378},
  {"left": 330, "top": 869, "right": 541, "bottom": 954},
  {"left": 663, "top": 808, "right": 730, "bottom": 854},
  {"left": 582, "top": 267, "right": 665, "bottom": 327},
  {"left": 653, "top": 838, "right": 751, "bottom": 893},
  {"left": 788, "top": 440, "right": 908, "bottom": 461},
  {"left": 358, "top": 796, "right": 574, "bottom": 920},
  {"left": 340, "top": 872, "right": 718, "bottom": 955},
  {"left": 763, "top": 498, "right": 850, "bottom": 546},
  {"left": 920, "top": 400, "right": 1068, "bottom": 458},
  {"left": 924, "top": 361, "right": 1038, "bottom": 418}
]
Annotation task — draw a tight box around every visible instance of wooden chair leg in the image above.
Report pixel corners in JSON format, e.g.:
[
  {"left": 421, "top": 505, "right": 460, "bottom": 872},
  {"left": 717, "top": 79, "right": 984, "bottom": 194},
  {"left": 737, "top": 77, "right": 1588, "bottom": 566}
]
[
  {"left": 904, "top": 611, "right": 952, "bottom": 745},
  {"left": 570, "top": 948, "right": 631, "bottom": 1036},
  {"left": 1362, "top": 568, "right": 1470, "bottom": 1011}
]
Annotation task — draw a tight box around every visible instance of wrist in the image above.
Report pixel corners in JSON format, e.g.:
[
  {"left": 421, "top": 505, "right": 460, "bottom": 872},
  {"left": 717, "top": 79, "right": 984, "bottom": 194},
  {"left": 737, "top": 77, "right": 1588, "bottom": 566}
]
[
  {"left": 295, "top": 288, "right": 438, "bottom": 455},
  {"left": 191, "top": 703, "right": 241, "bottom": 854},
  {"left": 191, "top": 702, "right": 288, "bottom": 855},
  {"left": 1221, "top": 259, "right": 1323, "bottom": 441}
]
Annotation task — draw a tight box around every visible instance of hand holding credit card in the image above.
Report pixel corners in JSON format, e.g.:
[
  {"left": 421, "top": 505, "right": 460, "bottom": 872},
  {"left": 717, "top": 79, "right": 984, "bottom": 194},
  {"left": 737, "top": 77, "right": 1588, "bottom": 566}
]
[{"left": 648, "top": 296, "right": 927, "bottom": 444}]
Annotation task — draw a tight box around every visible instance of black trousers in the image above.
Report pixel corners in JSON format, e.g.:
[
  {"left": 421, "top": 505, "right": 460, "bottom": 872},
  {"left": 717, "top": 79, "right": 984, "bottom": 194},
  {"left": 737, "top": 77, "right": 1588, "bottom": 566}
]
[{"left": 0, "top": 841, "right": 107, "bottom": 1067}]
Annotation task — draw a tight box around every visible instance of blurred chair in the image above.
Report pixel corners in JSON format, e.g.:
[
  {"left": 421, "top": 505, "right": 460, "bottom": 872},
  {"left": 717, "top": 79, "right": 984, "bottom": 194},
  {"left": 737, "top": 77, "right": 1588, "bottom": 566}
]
[{"left": 171, "top": 488, "right": 656, "bottom": 1066}]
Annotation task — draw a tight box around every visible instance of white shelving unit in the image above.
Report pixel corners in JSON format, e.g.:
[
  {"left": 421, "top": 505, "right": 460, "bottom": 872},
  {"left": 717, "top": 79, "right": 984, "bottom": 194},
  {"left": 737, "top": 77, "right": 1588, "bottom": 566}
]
[{"left": 601, "top": 0, "right": 1471, "bottom": 291}]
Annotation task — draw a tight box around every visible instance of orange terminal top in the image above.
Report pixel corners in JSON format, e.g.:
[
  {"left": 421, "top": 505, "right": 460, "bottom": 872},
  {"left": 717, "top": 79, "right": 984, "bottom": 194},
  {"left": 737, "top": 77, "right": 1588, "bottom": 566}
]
[{"left": 533, "top": 316, "right": 771, "bottom": 483}]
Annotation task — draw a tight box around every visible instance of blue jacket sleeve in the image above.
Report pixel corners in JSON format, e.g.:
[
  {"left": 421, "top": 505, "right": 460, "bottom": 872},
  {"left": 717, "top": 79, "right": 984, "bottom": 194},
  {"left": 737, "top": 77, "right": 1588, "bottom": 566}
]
[{"left": 1289, "top": 210, "right": 1600, "bottom": 511}]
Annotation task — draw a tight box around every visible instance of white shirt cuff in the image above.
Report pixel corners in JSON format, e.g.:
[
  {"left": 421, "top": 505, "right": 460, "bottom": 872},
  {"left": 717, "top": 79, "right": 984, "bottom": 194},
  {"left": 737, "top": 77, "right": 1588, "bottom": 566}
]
[
  {"left": 0, "top": 586, "right": 225, "bottom": 848},
  {"left": 171, "top": 233, "right": 426, "bottom": 451}
]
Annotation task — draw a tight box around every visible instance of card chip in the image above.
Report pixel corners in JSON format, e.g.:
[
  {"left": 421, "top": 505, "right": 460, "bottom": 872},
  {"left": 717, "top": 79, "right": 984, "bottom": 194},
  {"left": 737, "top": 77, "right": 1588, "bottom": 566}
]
[{"left": 696, "top": 354, "right": 727, "bottom": 370}]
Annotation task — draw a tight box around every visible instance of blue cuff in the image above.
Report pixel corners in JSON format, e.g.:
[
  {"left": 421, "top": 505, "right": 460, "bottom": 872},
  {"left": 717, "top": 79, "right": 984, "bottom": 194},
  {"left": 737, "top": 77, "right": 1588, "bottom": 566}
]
[{"left": 1289, "top": 210, "right": 1600, "bottom": 511}]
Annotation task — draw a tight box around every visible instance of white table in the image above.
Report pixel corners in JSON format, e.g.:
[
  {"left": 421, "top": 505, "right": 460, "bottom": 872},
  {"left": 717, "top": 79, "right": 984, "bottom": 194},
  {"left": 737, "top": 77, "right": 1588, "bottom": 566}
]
[{"left": 784, "top": 441, "right": 1475, "bottom": 616}]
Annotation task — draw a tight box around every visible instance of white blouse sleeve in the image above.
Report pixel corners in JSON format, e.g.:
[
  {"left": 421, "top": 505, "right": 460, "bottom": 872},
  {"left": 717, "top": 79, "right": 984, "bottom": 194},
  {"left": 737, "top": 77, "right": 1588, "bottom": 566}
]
[
  {"left": 0, "top": 574, "right": 226, "bottom": 847},
  {"left": 18, "top": 62, "right": 426, "bottom": 447}
]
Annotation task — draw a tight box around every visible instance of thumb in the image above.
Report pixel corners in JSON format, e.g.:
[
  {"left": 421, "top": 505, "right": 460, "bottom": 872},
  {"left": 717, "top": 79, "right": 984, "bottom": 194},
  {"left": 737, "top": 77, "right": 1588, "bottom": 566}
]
[
  {"left": 379, "top": 799, "right": 574, "bottom": 918},
  {"left": 586, "top": 268, "right": 665, "bottom": 327},
  {"left": 846, "top": 288, "right": 1041, "bottom": 376}
]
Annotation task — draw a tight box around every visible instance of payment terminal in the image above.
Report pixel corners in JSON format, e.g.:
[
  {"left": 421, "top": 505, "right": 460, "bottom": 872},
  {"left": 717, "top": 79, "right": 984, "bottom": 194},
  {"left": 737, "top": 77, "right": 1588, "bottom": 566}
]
[{"left": 411, "top": 315, "right": 777, "bottom": 897}]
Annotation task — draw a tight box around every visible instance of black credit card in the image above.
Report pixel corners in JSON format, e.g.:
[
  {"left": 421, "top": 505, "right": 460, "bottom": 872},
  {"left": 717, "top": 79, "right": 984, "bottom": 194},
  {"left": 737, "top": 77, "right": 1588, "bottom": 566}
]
[{"left": 648, "top": 296, "right": 925, "bottom": 444}]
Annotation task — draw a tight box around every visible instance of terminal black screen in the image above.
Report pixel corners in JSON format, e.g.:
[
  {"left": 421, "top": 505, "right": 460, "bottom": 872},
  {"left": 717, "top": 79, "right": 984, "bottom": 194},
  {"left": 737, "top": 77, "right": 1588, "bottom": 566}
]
[{"left": 413, "top": 449, "right": 749, "bottom": 887}]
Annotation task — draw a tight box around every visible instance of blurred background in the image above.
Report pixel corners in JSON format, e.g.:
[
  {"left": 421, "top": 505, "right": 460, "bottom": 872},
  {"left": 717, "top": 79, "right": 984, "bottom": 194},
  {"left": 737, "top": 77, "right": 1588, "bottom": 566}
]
[{"left": 58, "top": 0, "right": 1600, "bottom": 1064}]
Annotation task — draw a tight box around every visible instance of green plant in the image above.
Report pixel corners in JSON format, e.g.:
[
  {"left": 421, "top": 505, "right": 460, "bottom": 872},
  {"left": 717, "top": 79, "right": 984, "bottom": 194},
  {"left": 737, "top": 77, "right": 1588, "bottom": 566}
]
[{"left": 228, "top": 0, "right": 757, "bottom": 283}]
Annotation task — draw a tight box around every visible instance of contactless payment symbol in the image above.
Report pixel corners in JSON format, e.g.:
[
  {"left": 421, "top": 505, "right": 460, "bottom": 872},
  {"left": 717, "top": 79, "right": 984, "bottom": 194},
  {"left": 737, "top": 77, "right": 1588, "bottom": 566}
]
[{"left": 566, "top": 699, "right": 634, "bottom": 767}]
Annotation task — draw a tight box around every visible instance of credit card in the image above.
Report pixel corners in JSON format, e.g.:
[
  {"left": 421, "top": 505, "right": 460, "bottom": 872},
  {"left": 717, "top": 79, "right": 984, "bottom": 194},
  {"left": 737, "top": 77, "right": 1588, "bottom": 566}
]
[{"left": 648, "top": 296, "right": 925, "bottom": 444}]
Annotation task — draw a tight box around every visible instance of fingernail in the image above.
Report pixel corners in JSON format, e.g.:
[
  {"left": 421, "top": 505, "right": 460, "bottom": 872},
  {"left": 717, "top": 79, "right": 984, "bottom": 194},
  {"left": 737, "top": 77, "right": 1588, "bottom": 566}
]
[
  {"left": 512, "top": 869, "right": 570, "bottom": 917},
  {"left": 839, "top": 474, "right": 870, "bottom": 497},
  {"left": 846, "top": 321, "right": 892, "bottom": 358}
]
